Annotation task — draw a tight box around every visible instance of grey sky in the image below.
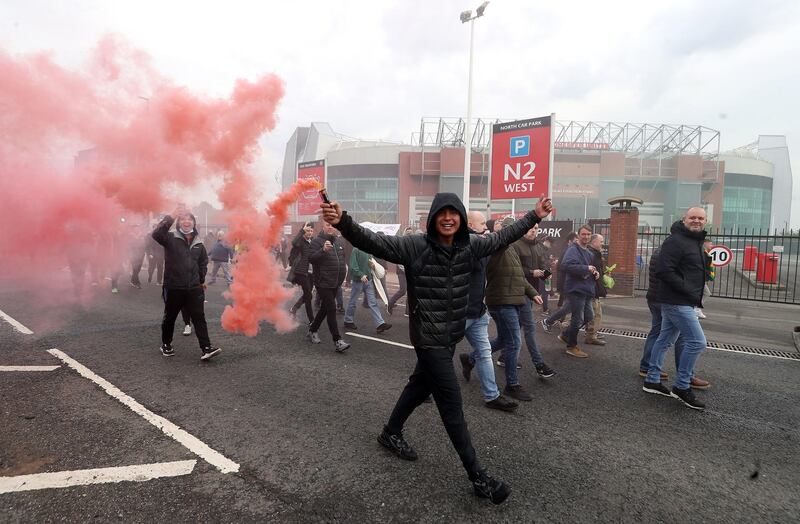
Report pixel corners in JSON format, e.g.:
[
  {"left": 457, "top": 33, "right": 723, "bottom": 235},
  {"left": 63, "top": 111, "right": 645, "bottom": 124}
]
[{"left": 2, "top": 0, "right": 798, "bottom": 224}]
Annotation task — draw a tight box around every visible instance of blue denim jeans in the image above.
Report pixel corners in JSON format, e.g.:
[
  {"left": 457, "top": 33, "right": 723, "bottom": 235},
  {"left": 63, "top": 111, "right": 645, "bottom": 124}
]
[
  {"left": 464, "top": 313, "right": 501, "bottom": 402},
  {"left": 646, "top": 304, "right": 706, "bottom": 389},
  {"left": 519, "top": 297, "right": 545, "bottom": 365},
  {"left": 639, "top": 300, "right": 684, "bottom": 372},
  {"left": 344, "top": 280, "right": 384, "bottom": 327},
  {"left": 563, "top": 292, "right": 594, "bottom": 346},
  {"left": 488, "top": 305, "right": 521, "bottom": 387}
]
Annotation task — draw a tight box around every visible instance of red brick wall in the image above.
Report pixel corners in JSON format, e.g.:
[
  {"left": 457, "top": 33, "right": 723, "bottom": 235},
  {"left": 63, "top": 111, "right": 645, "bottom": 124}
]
[{"left": 608, "top": 206, "right": 639, "bottom": 296}]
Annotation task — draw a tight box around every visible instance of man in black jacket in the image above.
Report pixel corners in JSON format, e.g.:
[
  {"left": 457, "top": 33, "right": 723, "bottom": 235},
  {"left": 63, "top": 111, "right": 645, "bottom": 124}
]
[
  {"left": 152, "top": 207, "right": 220, "bottom": 361},
  {"left": 288, "top": 223, "right": 315, "bottom": 323},
  {"left": 307, "top": 221, "right": 350, "bottom": 352},
  {"left": 321, "top": 192, "right": 552, "bottom": 504},
  {"left": 643, "top": 207, "right": 709, "bottom": 410}
]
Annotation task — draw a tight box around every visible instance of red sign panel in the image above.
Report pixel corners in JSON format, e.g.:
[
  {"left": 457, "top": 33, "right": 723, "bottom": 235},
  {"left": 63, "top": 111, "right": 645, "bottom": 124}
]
[
  {"left": 297, "top": 160, "right": 325, "bottom": 216},
  {"left": 491, "top": 116, "right": 552, "bottom": 200}
]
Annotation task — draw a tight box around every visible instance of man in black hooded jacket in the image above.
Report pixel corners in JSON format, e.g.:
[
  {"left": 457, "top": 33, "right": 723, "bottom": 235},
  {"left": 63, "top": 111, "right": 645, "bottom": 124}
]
[
  {"left": 152, "top": 207, "right": 221, "bottom": 361},
  {"left": 321, "top": 192, "right": 552, "bottom": 504}
]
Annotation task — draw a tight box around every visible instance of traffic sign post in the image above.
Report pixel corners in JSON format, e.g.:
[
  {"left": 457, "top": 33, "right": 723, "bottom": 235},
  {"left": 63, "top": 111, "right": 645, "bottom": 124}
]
[{"left": 708, "top": 245, "right": 732, "bottom": 267}]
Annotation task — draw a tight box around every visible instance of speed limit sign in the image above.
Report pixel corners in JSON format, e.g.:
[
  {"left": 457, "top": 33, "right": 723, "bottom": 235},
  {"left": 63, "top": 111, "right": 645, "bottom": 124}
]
[{"left": 708, "top": 245, "right": 732, "bottom": 267}]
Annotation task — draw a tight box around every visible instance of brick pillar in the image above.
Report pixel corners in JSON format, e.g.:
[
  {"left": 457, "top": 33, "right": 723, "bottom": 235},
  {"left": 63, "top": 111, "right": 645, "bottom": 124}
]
[{"left": 608, "top": 206, "right": 639, "bottom": 296}]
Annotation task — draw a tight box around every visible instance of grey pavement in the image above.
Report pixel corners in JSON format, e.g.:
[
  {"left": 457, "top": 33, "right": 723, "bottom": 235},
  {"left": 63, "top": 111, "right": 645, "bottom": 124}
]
[{"left": 1, "top": 277, "right": 799, "bottom": 522}]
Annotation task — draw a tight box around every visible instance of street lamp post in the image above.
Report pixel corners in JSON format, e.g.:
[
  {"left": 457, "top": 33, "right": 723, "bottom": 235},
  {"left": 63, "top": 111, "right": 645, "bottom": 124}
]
[{"left": 460, "top": 2, "right": 489, "bottom": 212}]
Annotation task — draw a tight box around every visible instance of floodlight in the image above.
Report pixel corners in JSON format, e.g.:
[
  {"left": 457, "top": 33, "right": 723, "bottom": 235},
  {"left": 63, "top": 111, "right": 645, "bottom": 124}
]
[
  {"left": 476, "top": 1, "right": 489, "bottom": 16},
  {"left": 460, "top": 10, "right": 472, "bottom": 23}
]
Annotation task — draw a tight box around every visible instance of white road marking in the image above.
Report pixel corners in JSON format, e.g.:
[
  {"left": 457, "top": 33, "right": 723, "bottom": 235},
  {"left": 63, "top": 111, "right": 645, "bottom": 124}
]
[
  {"left": 47, "top": 349, "right": 240, "bottom": 474},
  {"left": 0, "top": 309, "right": 33, "bottom": 335},
  {"left": 0, "top": 460, "right": 196, "bottom": 494},
  {"left": 345, "top": 332, "right": 414, "bottom": 349},
  {"left": 0, "top": 365, "right": 60, "bottom": 372}
]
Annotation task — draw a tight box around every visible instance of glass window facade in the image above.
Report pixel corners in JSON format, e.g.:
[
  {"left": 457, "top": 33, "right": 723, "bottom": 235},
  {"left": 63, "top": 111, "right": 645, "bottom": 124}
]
[
  {"left": 721, "top": 173, "right": 772, "bottom": 232},
  {"left": 328, "top": 178, "right": 398, "bottom": 223}
]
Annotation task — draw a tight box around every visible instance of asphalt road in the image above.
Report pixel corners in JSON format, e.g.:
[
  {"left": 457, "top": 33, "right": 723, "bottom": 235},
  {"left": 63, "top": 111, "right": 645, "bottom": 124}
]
[{"left": 1, "top": 277, "right": 799, "bottom": 523}]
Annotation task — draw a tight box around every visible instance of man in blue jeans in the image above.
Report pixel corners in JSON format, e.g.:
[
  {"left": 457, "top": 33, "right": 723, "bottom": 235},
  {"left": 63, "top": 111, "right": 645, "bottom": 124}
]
[
  {"left": 559, "top": 225, "right": 599, "bottom": 358},
  {"left": 458, "top": 211, "right": 518, "bottom": 412},
  {"left": 343, "top": 247, "right": 391, "bottom": 334},
  {"left": 644, "top": 208, "right": 711, "bottom": 410},
  {"left": 485, "top": 217, "right": 556, "bottom": 401}
]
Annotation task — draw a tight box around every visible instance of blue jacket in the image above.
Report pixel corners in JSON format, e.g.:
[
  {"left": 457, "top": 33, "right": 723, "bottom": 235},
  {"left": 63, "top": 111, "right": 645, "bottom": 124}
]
[
  {"left": 561, "top": 242, "right": 596, "bottom": 296},
  {"left": 208, "top": 240, "right": 234, "bottom": 262}
]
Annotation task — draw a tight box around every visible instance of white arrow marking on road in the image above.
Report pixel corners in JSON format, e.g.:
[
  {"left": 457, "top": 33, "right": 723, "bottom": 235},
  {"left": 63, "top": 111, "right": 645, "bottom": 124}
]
[
  {"left": 47, "top": 348, "right": 240, "bottom": 474},
  {"left": 0, "top": 460, "right": 196, "bottom": 494},
  {"left": 345, "top": 332, "right": 414, "bottom": 349},
  {"left": 0, "top": 308, "right": 33, "bottom": 335},
  {"left": 0, "top": 365, "right": 60, "bottom": 372}
]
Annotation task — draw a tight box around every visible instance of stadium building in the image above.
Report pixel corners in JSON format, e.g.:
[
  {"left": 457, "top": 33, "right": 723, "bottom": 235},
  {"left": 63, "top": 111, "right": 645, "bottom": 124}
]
[{"left": 282, "top": 119, "right": 793, "bottom": 231}]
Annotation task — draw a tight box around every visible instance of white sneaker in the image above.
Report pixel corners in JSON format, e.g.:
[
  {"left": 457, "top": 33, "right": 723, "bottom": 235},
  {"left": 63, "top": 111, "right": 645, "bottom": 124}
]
[
  {"left": 183, "top": 324, "right": 192, "bottom": 336},
  {"left": 695, "top": 308, "right": 706, "bottom": 319}
]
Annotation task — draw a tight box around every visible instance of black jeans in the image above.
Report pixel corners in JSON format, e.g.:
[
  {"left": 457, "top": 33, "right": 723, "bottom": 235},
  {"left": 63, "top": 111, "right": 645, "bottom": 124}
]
[
  {"left": 310, "top": 287, "right": 341, "bottom": 341},
  {"left": 161, "top": 287, "right": 210, "bottom": 349},
  {"left": 536, "top": 279, "right": 549, "bottom": 312},
  {"left": 387, "top": 346, "right": 481, "bottom": 480},
  {"left": 130, "top": 254, "right": 144, "bottom": 285},
  {"left": 292, "top": 274, "right": 314, "bottom": 322},
  {"left": 388, "top": 272, "right": 407, "bottom": 313},
  {"left": 147, "top": 256, "right": 164, "bottom": 284}
]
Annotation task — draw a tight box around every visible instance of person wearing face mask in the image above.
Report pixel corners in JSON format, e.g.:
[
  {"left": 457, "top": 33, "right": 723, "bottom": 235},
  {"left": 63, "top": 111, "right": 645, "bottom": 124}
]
[{"left": 152, "top": 207, "right": 221, "bottom": 361}]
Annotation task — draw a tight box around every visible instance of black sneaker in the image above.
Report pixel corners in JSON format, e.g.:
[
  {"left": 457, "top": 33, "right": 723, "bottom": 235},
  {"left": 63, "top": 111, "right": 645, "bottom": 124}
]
[
  {"left": 535, "top": 362, "right": 556, "bottom": 379},
  {"left": 343, "top": 322, "right": 358, "bottom": 330},
  {"left": 377, "top": 426, "right": 418, "bottom": 461},
  {"left": 643, "top": 381, "right": 674, "bottom": 397},
  {"left": 472, "top": 470, "right": 512, "bottom": 505},
  {"left": 496, "top": 354, "right": 521, "bottom": 369},
  {"left": 459, "top": 353, "right": 474, "bottom": 382},
  {"left": 485, "top": 395, "right": 518, "bottom": 412},
  {"left": 503, "top": 384, "right": 533, "bottom": 401},
  {"left": 376, "top": 323, "right": 392, "bottom": 333},
  {"left": 160, "top": 343, "right": 174, "bottom": 357},
  {"left": 200, "top": 346, "right": 222, "bottom": 361},
  {"left": 540, "top": 318, "right": 553, "bottom": 333},
  {"left": 672, "top": 386, "right": 706, "bottom": 410}
]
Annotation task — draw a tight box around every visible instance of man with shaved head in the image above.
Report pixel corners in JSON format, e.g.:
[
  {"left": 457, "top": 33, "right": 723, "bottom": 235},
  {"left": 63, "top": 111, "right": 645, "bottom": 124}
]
[{"left": 643, "top": 207, "right": 710, "bottom": 410}]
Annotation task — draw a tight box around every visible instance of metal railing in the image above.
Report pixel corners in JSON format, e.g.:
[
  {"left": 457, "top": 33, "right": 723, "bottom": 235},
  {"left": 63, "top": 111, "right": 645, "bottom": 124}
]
[{"left": 636, "top": 228, "right": 800, "bottom": 304}]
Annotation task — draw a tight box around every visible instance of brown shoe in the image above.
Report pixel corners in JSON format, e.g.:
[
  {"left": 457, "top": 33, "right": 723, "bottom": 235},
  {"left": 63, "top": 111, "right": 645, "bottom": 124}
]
[
  {"left": 639, "top": 370, "right": 669, "bottom": 380},
  {"left": 566, "top": 346, "right": 589, "bottom": 358},
  {"left": 690, "top": 377, "right": 711, "bottom": 390},
  {"left": 584, "top": 337, "right": 607, "bottom": 346}
]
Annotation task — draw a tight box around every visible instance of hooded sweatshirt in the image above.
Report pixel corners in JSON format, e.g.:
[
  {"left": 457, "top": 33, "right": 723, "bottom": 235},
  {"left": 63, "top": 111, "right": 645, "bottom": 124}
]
[
  {"left": 334, "top": 192, "right": 542, "bottom": 349},
  {"left": 152, "top": 214, "right": 208, "bottom": 289}
]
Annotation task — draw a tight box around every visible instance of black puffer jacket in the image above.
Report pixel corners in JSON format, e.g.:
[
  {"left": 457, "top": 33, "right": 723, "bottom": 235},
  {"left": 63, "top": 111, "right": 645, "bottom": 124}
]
[
  {"left": 289, "top": 228, "right": 312, "bottom": 282},
  {"left": 334, "top": 192, "right": 542, "bottom": 349},
  {"left": 308, "top": 232, "right": 346, "bottom": 288},
  {"left": 656, "top": 221, "right": 707, "bottom": 307},
  {"left": 646, "top": 248, "right": 662, "bottom": 303},
  {"left": 589, "top": 247, "right": 607, "bottom": 298},
  {"left": 152, "top": 215, "right": 208, "bottom": 290}
]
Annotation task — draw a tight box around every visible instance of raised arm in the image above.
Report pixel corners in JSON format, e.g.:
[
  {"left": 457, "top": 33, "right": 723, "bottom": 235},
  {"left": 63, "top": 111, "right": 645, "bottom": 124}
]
[
  {"left": 325, "top": 205, "right": 417, "bottom": 266},
  {"left": 470, "top": 211, "right": 541, "bottom": 259},
  {"left": 152, "top": 215, "right": 175, "bottom": 246}
]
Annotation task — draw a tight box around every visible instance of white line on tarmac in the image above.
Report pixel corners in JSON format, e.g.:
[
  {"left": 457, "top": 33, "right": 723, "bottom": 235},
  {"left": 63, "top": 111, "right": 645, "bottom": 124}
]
[
  {"left": 0, "top": 460, "right": 196, "bottom": 494},
  {"left": 0, "top": 309, "right": 33, "bottom": 335},
  {"left": 0, "top": 365, "right": 60, "bottom": 372},
  {"left": 345, "top": 332, "right": 414, "bottom": 349},
  {"left": 47, "top": 349, "right": 240, "bottom": 474}
]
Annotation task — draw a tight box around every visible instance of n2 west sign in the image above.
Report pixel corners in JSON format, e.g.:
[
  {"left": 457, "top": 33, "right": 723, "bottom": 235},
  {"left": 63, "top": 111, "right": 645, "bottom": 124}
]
[
  {"left": 297, "top": 160, "right": 325, "bottom": 216},
  {"left": 491, "top": 115, "right": 553, "bottom": 200}
]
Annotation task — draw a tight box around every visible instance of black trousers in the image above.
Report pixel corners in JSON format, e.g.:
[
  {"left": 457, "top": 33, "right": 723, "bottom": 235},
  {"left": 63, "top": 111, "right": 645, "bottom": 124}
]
[
  {"left": 388, "top": 272, "right": 407, "bottom": 313},
  {"left": 310, "top": 287, "right": 341, "bottom": 342},
  {"left": 161, "top": 287, "right": 210, "bottom": 348},
  {"left": 387, "top": 346, "right": 480, "bottom": 480},
  {"left": 130, "top": 254, "right": 144, "bottom": 285},
  {"left": 147, "top": 256, "right": 164, "bottom": 284},
  {"left": 292, "top": 274, "right": 314, "bottom": 322}
]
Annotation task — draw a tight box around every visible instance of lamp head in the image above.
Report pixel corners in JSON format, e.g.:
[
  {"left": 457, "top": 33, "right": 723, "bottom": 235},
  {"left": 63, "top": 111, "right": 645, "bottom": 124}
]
[
  {"left": 460, "top": 10, "right": 472, "bottom": 23},
  {"left": 476, "top": 1, "right": 489, "bottom": 16}
]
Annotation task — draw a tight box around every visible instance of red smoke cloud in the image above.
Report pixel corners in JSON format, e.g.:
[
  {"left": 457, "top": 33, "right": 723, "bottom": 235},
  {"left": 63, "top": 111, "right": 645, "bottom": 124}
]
[{"left": 1, "top": 35, "right": 311, "bottom": 335}]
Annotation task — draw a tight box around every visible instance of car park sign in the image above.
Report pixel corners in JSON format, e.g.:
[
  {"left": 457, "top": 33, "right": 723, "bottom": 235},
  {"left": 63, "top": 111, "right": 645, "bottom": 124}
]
[{"left": 490, "top": 115, "right": 553, "bottom": 200}]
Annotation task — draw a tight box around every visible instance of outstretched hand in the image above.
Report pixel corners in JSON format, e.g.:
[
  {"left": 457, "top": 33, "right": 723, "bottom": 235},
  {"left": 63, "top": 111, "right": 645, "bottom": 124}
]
[
  {"left": 534, "top": 197, "right": 553, "bottom": 219},
  {"left": 320, "top": 201, "right": 342, "bottom": 225}
]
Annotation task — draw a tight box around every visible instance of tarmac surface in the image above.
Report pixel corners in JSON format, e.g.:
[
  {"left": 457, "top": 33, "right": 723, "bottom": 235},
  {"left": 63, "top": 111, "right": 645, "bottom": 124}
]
[{"left": 1, "top": 274, "right": 799, "bottom": 523}]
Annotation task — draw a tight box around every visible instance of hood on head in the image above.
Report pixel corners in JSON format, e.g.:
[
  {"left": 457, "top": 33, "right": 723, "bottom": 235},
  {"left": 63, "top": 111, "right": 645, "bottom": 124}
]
[{"left": 426, "top": 193, "right": 469, "bottom": 246}]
